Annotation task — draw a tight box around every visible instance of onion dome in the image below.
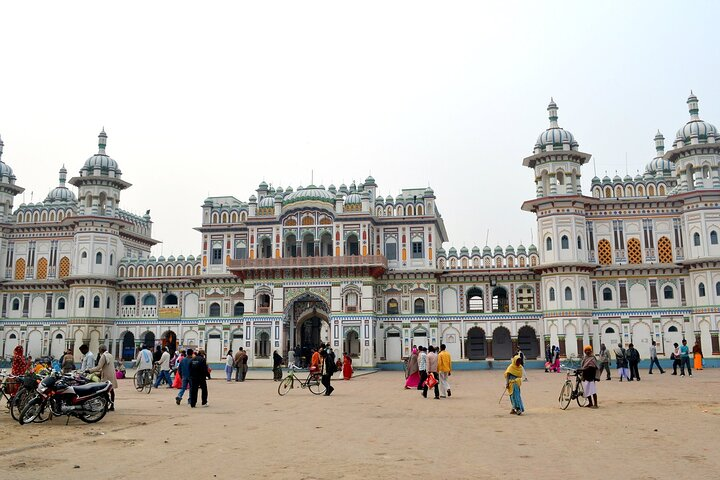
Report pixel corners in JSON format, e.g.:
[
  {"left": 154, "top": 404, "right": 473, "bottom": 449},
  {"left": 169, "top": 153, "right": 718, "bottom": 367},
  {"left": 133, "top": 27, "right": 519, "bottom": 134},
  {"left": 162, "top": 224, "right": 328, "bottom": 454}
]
[
  {"left": 258, "top": 181, "right": 268, "bottom": 189},
  {"left": 177, "top": 255, "right": 185, "bottom": 261},
  {"left": 517, "top": 244, "right": 527, "bottom": 254},
  {"left": 602, "top": 175, "right": 612, "bottom": 184},
  {"left": 327, "top": 184, "right": 336, "bottom": 194},
  {"left": 591, "top": 176, "right": 601, "bottom": 185},
  {"left": 148, "top": 256, "right": 157, "bottom": 262},
  {"left": 535, "top": 99, "right": 579, "bottom": 151},
  {"left": 158, "top": 256, "right": 166, "bottom": 262},
  {"left": 0, "top": 134, "right": 17, "bottom": 182},
  {"left": 645, "top": 131, "right": 675, "bottom": 175},
  {"left": 285, "top": 186, "right": 293, "bottom": 194},
  {"left": 167, "top": 255, "right": 176, "bottom": 262},
  {"left": 274, "top": 191, "right": 283, "bottom": 202},
  {"left": 81, "top": 129, "right": 120, "bottom": 175},
  {"left": 385, "top": 194, "right": 394, "bottom": 204},
  {"left": 345, "top": 193, "right": 362, "bottom": 205},
  {"left": 424, "top": 186, "right": 435, "bottom": 197},
  {"left": 437, "top": 247, "right": 446, "bottom": 256},
  {"left": 187, "top": 255, "right": 195, "bottom": 261},
  {"left": 634, "top": 173, "right": 643, "bottom": 182},
  {"left": 338, "top": 184, "right": 348, "bottom": 195},
  {"left": 249, "top": 194, "right": 257, "bottom": 203},
  {"left": 674, "top": 92, "right": 717, "bottom": 146},
  {"left": 396, "top": 193, "right": 404, "bottom": 203},
  {"left": 375, "top": 195, "right": 384, "bottom": 204},
  {"left": 471, "top": 246, "right": 481, "bottom": 255},
  {"left": 483, "top": 246, "right": 492, "bottom": 255},
  {"left": 494, "top": 245, "right": 503, "bottom": 255},
  {"left": 613, "top": 174, "right": 622, "bottom": 184},
  {"left": 283, "top": 185, "right": 335, "bottom": 206},
  {"left": 349, "top": 182, "right": 357, "bottom": 193},
  {"left": 45, "top": 166, "right": 77, "bottom": 203},
  {"left": 276, "top": 186, "right": 284, "bottom": 196},
  {"left": 365, "top": 175, "right": 376, "bottom": 186},
  {"left": 528, "top": 244, "right": 538, "bottom": 254},
  {"left": 460, "top": 246, "right": 469, "bottom": 256},
  {"left": 448, "top": 247, "right": 457, "bottom": 256},
  {"left": 505, "top": 245, "right": 515, "bottom": 254}
]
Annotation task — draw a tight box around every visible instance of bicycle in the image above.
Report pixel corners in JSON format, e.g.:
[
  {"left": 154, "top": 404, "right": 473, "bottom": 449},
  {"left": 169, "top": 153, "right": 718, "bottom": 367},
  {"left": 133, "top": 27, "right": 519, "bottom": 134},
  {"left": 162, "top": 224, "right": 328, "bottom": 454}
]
[
  {"left": 277, "top": 364, "right": 326, "bottom": 396},
  {"left": 133, "top": 365, "right": 156, "bottom": 394},
  {"left": 558, "top": 368, "right": 587, "bottom": 409}
]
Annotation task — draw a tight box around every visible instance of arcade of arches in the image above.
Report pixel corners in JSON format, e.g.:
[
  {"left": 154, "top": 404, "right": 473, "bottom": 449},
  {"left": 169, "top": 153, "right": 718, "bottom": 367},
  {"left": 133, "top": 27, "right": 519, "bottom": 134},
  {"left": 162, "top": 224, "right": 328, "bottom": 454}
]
[{"left": 464, "top": 325, "right": 540, "bottom": 360}]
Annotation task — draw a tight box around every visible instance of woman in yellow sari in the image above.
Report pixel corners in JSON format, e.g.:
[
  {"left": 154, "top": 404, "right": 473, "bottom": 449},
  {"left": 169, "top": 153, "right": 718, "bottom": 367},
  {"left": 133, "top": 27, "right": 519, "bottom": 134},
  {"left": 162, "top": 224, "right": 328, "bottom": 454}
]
[
  {"left": 504, "top": 355, "right": 524, "bottom": 415},
  {"left": 692, "top": 341, "right": 703, "bottom": 371}
]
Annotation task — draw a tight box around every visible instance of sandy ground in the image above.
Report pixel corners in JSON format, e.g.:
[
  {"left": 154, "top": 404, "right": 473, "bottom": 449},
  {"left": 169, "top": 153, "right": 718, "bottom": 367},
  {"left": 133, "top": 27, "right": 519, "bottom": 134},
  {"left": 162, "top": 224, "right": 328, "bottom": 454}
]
[{"left": 1, "top": 367, "right": 718, "bottom": 480}]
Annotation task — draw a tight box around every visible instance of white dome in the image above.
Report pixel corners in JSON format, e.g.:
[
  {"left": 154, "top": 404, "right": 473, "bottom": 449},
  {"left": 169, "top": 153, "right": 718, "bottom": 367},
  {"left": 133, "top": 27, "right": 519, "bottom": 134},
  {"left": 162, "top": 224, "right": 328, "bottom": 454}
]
[
  {"left": 81, "top": 129, "right": 121, "bottom": 175},
  {"left": 674, "top": 93, "right": 717, "bottom": 146},
  {"left": 535, "top": 99, "right": 579, "bottom": 151}
]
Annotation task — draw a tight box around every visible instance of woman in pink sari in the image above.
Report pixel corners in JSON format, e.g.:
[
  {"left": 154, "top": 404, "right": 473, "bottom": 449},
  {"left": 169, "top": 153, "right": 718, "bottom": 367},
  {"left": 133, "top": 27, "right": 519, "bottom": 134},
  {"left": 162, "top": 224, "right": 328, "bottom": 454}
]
[
  {"left": 404, "top": 348, "right": 420, "bottom": 389},
  {"left": 342, "top": 353, "right": 353, "bottom": 380}
]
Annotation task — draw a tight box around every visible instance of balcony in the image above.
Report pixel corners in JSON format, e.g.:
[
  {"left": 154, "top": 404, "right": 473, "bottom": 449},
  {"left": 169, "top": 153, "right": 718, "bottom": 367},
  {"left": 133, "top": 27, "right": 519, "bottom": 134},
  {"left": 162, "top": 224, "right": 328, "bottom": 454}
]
[
  {"left": 140, "top": 306, "right": 157, "bottom": 318},
  {"left": 120, "top": 306, "right": 136, "bottom": 318},
  {"left": 230, "top": 255, "right": 388, "bottom": 279}
]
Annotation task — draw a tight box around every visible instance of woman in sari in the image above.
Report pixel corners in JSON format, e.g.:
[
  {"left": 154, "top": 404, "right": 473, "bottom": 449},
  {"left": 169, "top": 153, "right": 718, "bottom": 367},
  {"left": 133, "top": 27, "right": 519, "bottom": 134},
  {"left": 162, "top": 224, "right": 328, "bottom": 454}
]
[
  {"left": 342, "top": 353, "right": 353, "bottom": 380},
  {"left": 580, "top": 345, "right": 598, "bottom": 408},
  {"left": 692, "top": 341, "right": 703, "bottom": 371},
  {"left": 404, "top": 348, "right": 420, "bottom": 389},
  {"left": 11, "top": 345, "right": 28, "bottom": 376},
  {"left": 551, "top": 345, "right": 561, "bottom": 373},
  {"left": 504, "top": 355, "right": 524, "bottom": 415}
]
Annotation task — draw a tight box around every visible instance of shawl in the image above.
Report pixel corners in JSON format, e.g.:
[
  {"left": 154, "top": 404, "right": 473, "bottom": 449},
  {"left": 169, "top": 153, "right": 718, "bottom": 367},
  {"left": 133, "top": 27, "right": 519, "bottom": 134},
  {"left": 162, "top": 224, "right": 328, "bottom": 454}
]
[
  {"left": 407, "top": 352, "right": 419, "bottom": 376},
  {"left": 504, "top": 355, "right": 523, "bottom": 379},
  {"left": 11, "top": 345, "right": 27, "bottom": 375},
  {"left": 581, "top": 353, "right": 598, "bottom": 370}
]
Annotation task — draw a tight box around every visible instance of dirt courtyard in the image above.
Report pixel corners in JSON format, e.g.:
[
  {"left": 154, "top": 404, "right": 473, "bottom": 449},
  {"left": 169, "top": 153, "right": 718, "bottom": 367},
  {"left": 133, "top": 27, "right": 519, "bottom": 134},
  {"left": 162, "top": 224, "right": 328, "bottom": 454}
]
[{"left": 1, "top": 367, "right": 718, "bottom": 480}]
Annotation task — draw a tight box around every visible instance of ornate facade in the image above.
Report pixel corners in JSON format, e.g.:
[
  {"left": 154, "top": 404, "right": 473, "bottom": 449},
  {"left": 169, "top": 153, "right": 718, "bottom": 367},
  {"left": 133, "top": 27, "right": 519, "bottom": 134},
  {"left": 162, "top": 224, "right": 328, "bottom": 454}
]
[{"left": 1, "top": 93, "right": 719, "bottom": 366}]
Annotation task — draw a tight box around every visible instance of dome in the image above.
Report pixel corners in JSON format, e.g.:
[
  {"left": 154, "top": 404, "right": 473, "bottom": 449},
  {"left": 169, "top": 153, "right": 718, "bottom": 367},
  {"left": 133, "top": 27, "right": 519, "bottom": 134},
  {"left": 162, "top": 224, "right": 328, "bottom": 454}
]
[
  {"left": 338, "top": 184, "right": 348, "bottom": 194},
  {"left": 623, "top": 174, "right": 633, "bottom": 182},
  {"left": 460, "top": 246, "right": 469, "bottom": 255},
  {"left": 375, "top": 195, "right": 384, "bottom": 204},
  {"left": 177, "top": 255, "right": 185, "bottom": 261},
  {"left": 437, "top": 247, "right": 446, "bottom": 256},
  {"left": 471, "top": 246, "right": 481, "bottom": 255},
  {"left": 517, "top": 244, "right": 527, "bottom": 254},
  {"left": 167, "top": 255, "right": 176, "bottom": 262},
  {"left": 591, "top": 176, "right": 601, "bottom": 185},
  {"left": 483, "top": 246, "right": 492, "bottom": 255},
  {"left": 158, "top": 256, "right": 166, "bottom": 262},
  {"left": 258, "top": 181, "right": 268, "bottom": 189},
  {"left": 674, "top": 93, "right": 717, "bottom": 146},
  {"left": 45, "top": 166, "right": 77, "bottom": 203},
  {"left": 283, "top": 185, "right": 335, "bottom": 206},
  {"left": 0, "top": 134, "right": 16, "bottom": 181},
  {"left": 81, "top": 129, "right": 120, "bottom": 175},
  {"left": 613, "top": 174, "right": 622, "bottom": 183},
  {"left": 187, "top": 255, "right": 195, "bottom": 261},
  {"left": 528, "top": 244, "right": 538, "bottom": 253},
  {"left": 602, "top": 175, "right": 611, "bottom": 184},
  {"left": 634, "top": 173, "right": 643, "bottom": 182},
  {"left": 535, "top": 99, "right": 579, "bottom": 151},
  {"left": 424, "top": 186, "right": 435, "bottom": 196},
  {"left": 345, "top": 193, "right": 362, "bottom": 205},
  {"left": 148, "top": 256, "right": 157, "bottom": 262},
  {"left": 505, "top": 245, "right": 515, "bottom": 254},
  {"left": 494, "top": 245, "right": 503, "bottom": 255},
  {"left": 385, "top": 195, "right": 394, "bottom": 203},
  {"left": 258, "top": 196, "right": 275, "bottom": 208},
  {"left": 645, "top": 157, "right": 674, "bottom": 175},
  {"left": 365, "top": 175, "right": 376, "bottom": 185},
  {"left": 327, "top": 184, "right": 336, "bottom": 194},
  {"left": 448, "top": 247, "right": 457, "bottom": 256}
]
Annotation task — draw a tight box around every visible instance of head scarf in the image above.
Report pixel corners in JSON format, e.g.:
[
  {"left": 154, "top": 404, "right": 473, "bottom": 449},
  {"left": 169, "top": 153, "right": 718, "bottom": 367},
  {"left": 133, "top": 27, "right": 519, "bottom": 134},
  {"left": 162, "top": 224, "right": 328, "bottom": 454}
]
[
  {"left": 505, "top": 355, "right": 523, "bottom": 379},
  {"left": 12, "top": 345, "right": 28, "bottom": 375}
]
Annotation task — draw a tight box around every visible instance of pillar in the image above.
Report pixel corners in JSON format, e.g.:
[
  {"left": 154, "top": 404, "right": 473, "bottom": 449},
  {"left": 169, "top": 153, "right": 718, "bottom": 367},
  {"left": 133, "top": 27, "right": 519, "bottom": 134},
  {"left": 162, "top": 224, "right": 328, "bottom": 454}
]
[
  {"left": 558, "top": 335, "right": 566, "bottom": 358},
  {"left": 711, "top": 330, "right": 719, "bottom": 355}
]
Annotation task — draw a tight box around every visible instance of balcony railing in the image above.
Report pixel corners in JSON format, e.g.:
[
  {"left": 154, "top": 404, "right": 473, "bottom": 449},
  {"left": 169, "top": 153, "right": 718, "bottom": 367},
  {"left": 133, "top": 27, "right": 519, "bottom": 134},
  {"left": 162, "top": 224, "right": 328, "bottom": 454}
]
[
  {"left": 230, "top": 255, "right": 388, "bottom": 270},
  {"left": 120, "top": 306, "right": 136, "bottom": 318},
  {"left": 141, "top": 306, "right": 157, "bottom": 318}
]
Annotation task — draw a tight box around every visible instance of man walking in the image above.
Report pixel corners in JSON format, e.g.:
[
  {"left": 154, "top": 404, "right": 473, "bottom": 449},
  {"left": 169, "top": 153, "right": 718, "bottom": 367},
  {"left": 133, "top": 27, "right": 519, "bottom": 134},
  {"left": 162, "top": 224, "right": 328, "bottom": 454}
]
[
  {"left": 154, "top": 347, "right": 172, "bottom": 388},
  {"left": 189, "top": 349, "right": 209, "bottom": 407},
  {"left": 176, "top": 349, "right": 193, "bottom": 405},
  {"left": 627, "top": 343, "right": 641, "bottom": 381},
  {"left": 234, "top": 348, "right": 244, "bottom": 382},
  {"left": 437, "top": 344, "right": 452, "bottom": 398},
  {"left": 614, "top": 344, "right": 629, "bottom": 382},
  {"left": 598, "top": 343, "right": 611, "bottom": 380},
  {"left": 648, "top": 340, "right": 665, "bottom": 374},
  {"left": 423, "top": 346, "right": 440, "bottom": 399},
  {"left": 320, "top": 348, "right": 335, "bottom": 396},
  {"left": 417, "top": 346, "right": 427, "bottom": 391},
  {"left": 679, "top": 339, "right": 692, "bottom": 377}
]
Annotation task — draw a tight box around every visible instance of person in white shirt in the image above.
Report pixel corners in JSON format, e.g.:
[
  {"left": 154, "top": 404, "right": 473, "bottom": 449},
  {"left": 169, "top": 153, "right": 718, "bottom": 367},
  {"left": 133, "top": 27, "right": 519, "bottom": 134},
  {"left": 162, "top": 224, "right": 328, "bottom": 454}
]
[
  {"left": 153, "top": 347, "right": 172, "bottom": 388},
  {"left": 225, "top": 349, "right": 234, "bottom": 382},
  {"left": 135, "top": 345, "right": 154, "bottom": 374},
  {"left": 417, "top": 346, "right": 428, "bottom": 391},
  {"left": 79, "top": 344, "right": 95, "bottom": 371}
]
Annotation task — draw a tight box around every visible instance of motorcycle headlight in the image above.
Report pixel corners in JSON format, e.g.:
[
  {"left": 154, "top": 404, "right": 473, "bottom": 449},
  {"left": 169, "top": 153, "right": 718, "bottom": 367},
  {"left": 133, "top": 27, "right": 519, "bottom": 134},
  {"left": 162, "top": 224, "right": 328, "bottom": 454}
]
[{"left": 38, "top": 384, "right": 48, "bottom": 393}]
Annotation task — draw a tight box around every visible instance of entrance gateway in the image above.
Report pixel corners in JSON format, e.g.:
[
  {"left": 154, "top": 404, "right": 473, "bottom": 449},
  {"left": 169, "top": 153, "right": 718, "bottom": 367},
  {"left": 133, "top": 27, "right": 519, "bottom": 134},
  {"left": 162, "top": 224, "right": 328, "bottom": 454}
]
[{"left": 284, "top": 293, "right": 332, "bottom": 364}]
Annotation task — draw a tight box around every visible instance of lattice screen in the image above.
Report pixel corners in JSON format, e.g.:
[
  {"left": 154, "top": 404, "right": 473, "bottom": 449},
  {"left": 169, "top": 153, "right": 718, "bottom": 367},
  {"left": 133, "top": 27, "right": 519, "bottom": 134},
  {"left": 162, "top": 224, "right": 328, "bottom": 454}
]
[
  {"left": 627, "top": 238, "right": 642, "bottom": 264},
  {"left": 658, "top": 237, "right": 673, "bottom": 263},
  {"left": 14, "top": 258, "right": 25, "bottom": 280},
  {"left": 598, "top": 239, "right": 612, "bottom": 266},
  {"left": 36, "top": 258, "right": 48, "bottom": 279},
  {"left": 59, "top": 257, "right": 71, "bottom": 278}
]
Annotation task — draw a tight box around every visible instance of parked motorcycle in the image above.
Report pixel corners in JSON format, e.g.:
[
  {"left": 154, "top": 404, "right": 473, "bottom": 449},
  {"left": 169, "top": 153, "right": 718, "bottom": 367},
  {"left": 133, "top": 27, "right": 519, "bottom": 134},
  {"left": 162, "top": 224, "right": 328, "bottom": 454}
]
[{"left": 19, "top": 372, "right": 112, "bottom": 425}]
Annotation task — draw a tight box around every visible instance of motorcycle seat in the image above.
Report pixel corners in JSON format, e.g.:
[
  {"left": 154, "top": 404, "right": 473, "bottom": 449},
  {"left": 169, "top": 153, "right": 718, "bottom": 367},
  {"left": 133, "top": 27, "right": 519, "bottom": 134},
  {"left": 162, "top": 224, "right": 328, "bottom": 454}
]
[{"left": 74, "top": 382, "right": 109, "bottom": 396}]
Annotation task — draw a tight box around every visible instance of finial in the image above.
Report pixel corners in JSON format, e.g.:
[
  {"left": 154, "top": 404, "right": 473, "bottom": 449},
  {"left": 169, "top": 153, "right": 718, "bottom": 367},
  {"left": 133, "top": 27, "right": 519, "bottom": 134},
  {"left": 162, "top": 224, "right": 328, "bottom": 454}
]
[
  {"left": 547, "top": 98, "right": 559, "bottom": 128},
  {"left": 59, "top": 165, "right": 67, "bottom": 186},
  {"left": 687, "top": 91, "right": 699, "bottom": 119},
  {"left": 0, "top": 133, "right": 3, "bottom": 160},
  {"left": 98, "top": 128, "right": 107, "bottom": 155},
  {"left": 654, "top": 130, "right": 665, "bottom": 155}
]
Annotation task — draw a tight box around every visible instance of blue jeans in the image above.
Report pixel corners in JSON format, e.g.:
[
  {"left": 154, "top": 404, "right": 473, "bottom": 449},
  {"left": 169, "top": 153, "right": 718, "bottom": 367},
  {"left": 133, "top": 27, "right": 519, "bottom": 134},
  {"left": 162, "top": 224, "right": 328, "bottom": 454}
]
[
  {"left": 154, "top": 370, "right": 172, "bottom": 388},
  {"left": 176, "top": 377, "right": 190, "bottom": 402},
  {"left": 225, "top": 365, "right": 233, "bottom": 381},
  {"left": 649, "top": 357, "right": 664, "bottom": 373},
  {"left": 680, "top": 357, "right": 692, "bottom": 375}
]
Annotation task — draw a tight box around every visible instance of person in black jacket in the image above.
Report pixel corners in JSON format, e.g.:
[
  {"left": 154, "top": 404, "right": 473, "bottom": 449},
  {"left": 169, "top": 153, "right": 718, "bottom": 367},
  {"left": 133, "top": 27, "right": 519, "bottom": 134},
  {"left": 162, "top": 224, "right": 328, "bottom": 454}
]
[
  {"left": 273, "top": 350, "right": 284, "bottom": 381},
  {"left": 320, "top": 349, "right": 335, "bottom": 396},
  {"left": 627, "top": 343, "right": 641, "bottom": 381},
  {"left": 189, "top": 349, "right": 209, "bottom": 408},
  {"left": 614, "top": 345, "right": 630, "bottom": 382}
]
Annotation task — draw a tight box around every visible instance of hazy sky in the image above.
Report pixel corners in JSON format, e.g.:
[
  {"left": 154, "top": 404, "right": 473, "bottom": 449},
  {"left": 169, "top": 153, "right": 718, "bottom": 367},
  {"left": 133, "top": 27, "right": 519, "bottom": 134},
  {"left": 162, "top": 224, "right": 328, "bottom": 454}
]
[{"left": 1, "top": 1, "right": 718, "bottom": 257}]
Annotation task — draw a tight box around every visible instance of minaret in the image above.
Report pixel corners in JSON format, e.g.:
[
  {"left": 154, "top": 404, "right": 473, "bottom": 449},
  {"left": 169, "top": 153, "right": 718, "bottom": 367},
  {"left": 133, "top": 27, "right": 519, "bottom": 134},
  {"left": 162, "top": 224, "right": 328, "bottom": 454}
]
[
  {"left": 654, "top": 130, "right": 665, "bottom": 157},
  {"left": 0, "top": 134, "right": 25, "bottom": 222}
]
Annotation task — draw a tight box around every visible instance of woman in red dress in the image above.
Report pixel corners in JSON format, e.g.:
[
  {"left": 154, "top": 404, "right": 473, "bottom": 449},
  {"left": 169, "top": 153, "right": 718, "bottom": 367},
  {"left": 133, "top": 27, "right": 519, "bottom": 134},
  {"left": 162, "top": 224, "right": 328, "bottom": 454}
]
[{"left": 342, "top": 353, "right": 353, "bottom": 380}]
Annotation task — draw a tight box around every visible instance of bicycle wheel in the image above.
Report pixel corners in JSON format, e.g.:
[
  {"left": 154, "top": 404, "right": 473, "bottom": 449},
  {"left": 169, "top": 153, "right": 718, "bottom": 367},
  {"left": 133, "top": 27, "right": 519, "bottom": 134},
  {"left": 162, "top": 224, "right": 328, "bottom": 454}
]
[
  {"left": 133, "top": 372, "right": 144, "bottom": 392},
  {"left": 559, "top": 381, "right": 572, "bottom": 410},
  {"left": 278, "top": 376, "right": 293, "bottom": 396},
  {"left": 575, "top": 381, "right": 587, "bottom": 407},
  {"left": 10, "top": 388, "right": 30, "bottom": 421},
  {"left": 144, "top": 371, "right": 154, "bottom": 394},
  {"left": 307, "top": 375, "right": 326, "bottom": 395}
]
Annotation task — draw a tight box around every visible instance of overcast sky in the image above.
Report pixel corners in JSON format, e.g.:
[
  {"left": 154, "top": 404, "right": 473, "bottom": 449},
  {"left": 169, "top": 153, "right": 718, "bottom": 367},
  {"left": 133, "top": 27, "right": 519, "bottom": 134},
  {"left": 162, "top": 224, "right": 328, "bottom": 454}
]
[{"left": 1, "top": 1, "right": 718, "bottom": 257}]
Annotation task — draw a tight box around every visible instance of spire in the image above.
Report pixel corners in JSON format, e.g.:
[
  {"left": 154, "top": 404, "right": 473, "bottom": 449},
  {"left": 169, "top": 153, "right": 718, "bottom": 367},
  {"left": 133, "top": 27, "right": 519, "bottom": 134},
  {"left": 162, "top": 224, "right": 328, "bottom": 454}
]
[
  {"left": 547, "top": 98, "right": 559, "bottom": 128},
  {"left": 654, "top": 130, "right": 665, "bottom": 156},
  {"left": 98, "top": 128, "right": 107, "bottom": 155},
  {"left": 0, "top": 133, "right": 3, "bottom": 161},
  {"left": 687, "top": 91, "right": 699, "bottom": 120},
  {"left": 59, "top": 164, "right": 67, "bottom": 186}
]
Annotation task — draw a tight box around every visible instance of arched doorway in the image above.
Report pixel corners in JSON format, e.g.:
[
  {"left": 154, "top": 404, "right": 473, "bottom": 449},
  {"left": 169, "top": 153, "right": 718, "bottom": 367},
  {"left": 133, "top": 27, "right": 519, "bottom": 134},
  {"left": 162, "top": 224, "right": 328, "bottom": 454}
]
[
  {"left": 162, "top": 331, "right": 178, "bottom": 356},
  {"left": 345, "top": 329, "right": 360, "bottom": 357},
  {"left": 50, "top": 332, "right": 65, "bottom": 358},
  {"left": 518, "top": 326, "right": 539, "bottom": 359},
  {"left": 385, "top": 330, "right": 402, "bottom": 361},
  {"left": 466, "top": 327, "right": 486, "bottom": 360},
  {"left": 492, "top": 327, "right": 512, "bottom": 360},
  {"left": 298, "top": 316, "right": 328, "bottom": 348},
  {"left": 142, "top": 331, "right": 155, "bottom": 349},
  {"left": 286, "top": 294, "right": 331, "bottom": 353},
  {"left": 121, "top": 331, "right": 135, "bottom": 360},
  {"left": 601, "top": 325, "right": 621, "bottom": 350}
]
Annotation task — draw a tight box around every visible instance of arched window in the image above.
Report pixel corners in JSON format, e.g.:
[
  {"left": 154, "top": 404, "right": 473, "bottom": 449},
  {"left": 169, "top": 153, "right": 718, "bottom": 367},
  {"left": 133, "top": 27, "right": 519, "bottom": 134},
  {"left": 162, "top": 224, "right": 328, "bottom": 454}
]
[
  {"left": 627, "top": 238, "right": 642, "bottom": 264},
  {"left": 564, "top": 286, "right": 572, "bottom": 301},
  {"left": 164, "top": 294, "right": 178, "bottom": 306},
  {"left": 93, "top": 296, "right": 101, "bottom": 308},
  {"left": 598, "top": 239, "right": 612, "bottom": 265},
  {"left": 387, "top": 299, "right": 399, "bottom": 315},
  {"left": 561, "top": 235, "right": 569, "bottom": 249},
  {"left": 123, "top": 295, "right": 136, "bottom": 306},
  {"left": 96, "top": 252, "right": 103, "bottom": 264},
  {"left": 605, "top": 327, "right": 615, "bottom": 334},
  {"left": 658, "top": 236, "right": 673, "bottom": 263},
  {"left": 233, "top": 302, "right": 245, "bottom": 316},
  {"left": 546, "top": 237, "right": 552, "bottom": 251},
  {"left": 57, "top": 298, "right": 66, "bottom": 310},
  {"left": 711, "top": 231, "right": 718, "bottom": 245},
  {"left": 548, "top": 287, "right": 555, "bottom": 302},
  {"left": 81, "top": 251, "right": 88, "bottom": 259},
  {"left": 142, "top": 294, "right": 157, "bottom": 306},
  {"left": 491, "top": 287, "right": 508, "bottom": 312},
  {"left": 78, "top": 295, "right": 85, "bottom": 308},
  {"left": 414, "top": 298, "right": 425, "bottom": 314},
  {"left": 693, "top": 232, "right": 701, "bottom": 246},
  {"left": 12, "top": 298, "right": 20, "bottom": 310},
  {"left": 698, "top": 283, "right": 706, "bottom": 297},
  {"left": 602, "top": 288, "right": 613, "bottom": 301},
  {"left": 209, "top": 302, "right": 221, "bottom": 316},
  {"left": 580, "top": 286, "right": 586, "bottom": 301},
  {"left": 716, "top": 282, "right": 720, "bottom": 297},
  {"left": 466, "top": 288, "right": 484, "bottom": 312},
  {"left": 110, "top": 254, "right": 114, "bottom": 266},
  {"left": 577, "top": 236, "right": 582, "bottom": 249},
  {"left": 663, "top": 285, "right": 674, "bottom": 299}
]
